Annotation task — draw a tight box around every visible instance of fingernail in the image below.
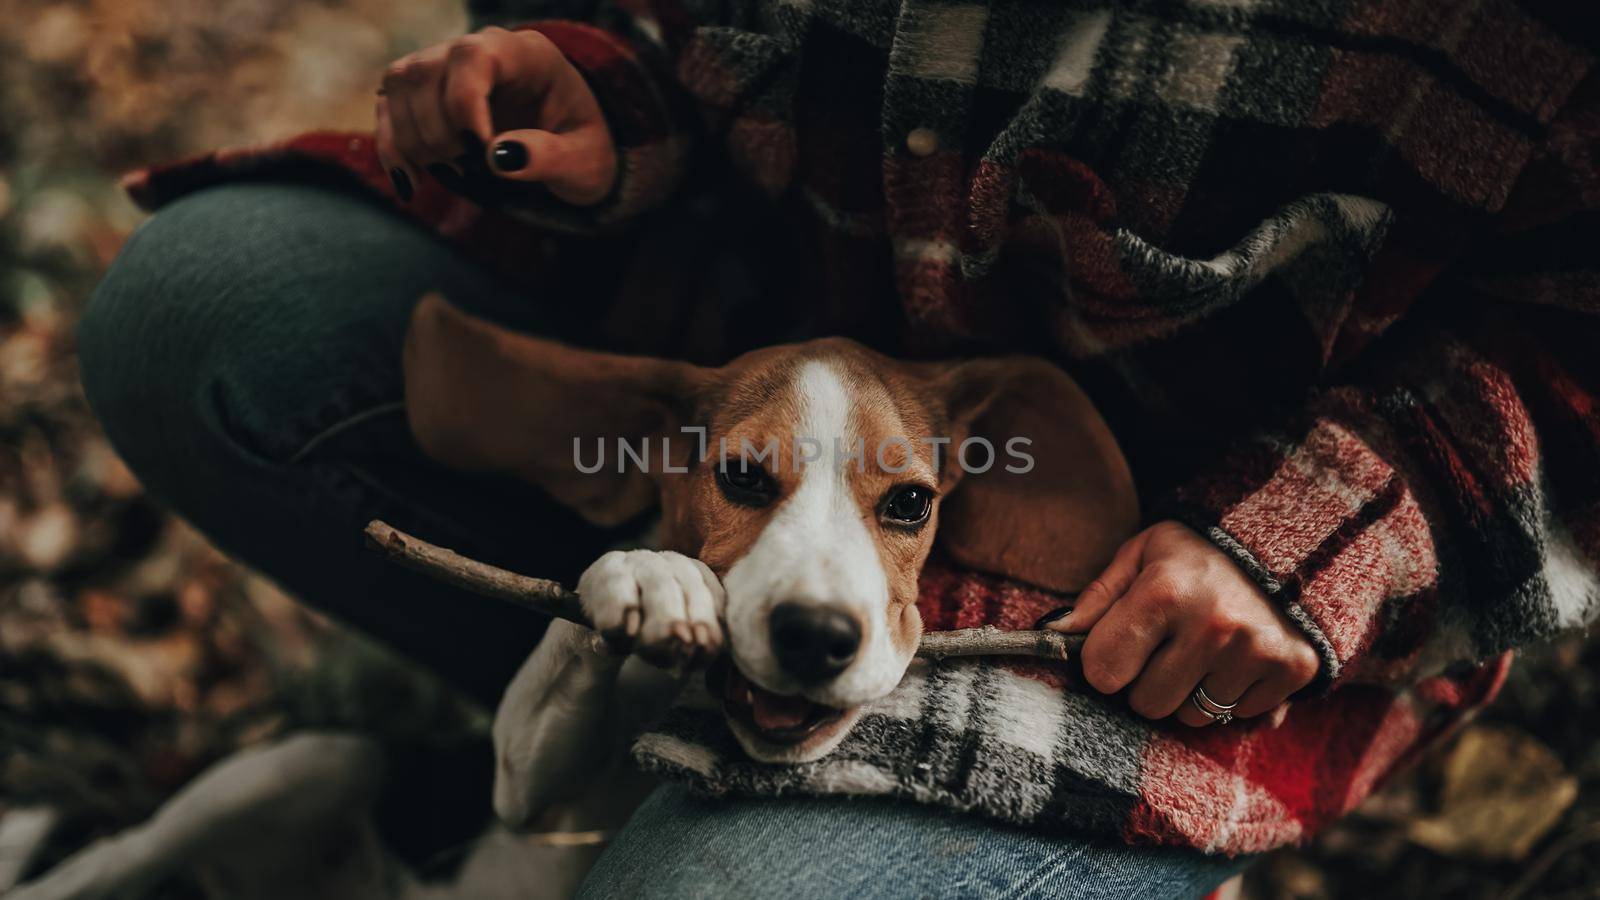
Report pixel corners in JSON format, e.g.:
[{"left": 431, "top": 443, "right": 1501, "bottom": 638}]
[
  {"left": 1033, "top": 606, "right": 1074, "bottom": 629},
  {"left": 491, "top": 140, "right": 529, "bottom": 172},
  {"left": 389, "top": 167, "right": 412, "bottom": 202}
]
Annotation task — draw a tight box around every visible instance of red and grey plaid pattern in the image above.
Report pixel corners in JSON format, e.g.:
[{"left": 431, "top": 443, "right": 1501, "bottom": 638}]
[
  {"left": 125, "top": 0, "right": 1599, "bottom": 855},
  {"left": 637, "top": 561, "right": 1512, "bottom": 854}
]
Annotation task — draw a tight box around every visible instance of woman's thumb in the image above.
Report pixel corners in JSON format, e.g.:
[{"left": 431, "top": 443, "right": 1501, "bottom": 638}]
[{"left": 486, "top": 127, "right": 616, "bottom": 206}]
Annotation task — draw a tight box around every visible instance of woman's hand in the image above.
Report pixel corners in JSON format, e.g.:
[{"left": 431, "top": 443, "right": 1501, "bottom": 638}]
[
  {"left": 1041, "top": 521, "right": 1320, "bottom": 726},
  {"left": 375, "top": 26, "right": 617, "bottom": 205}
]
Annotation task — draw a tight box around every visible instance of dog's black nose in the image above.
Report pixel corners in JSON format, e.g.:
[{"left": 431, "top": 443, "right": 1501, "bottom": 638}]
[{"left": 769, "top": 602, "right": 861, "bottom": 684}]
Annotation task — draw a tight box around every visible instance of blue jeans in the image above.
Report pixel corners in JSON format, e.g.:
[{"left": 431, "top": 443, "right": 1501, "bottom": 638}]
[
  {"left": 81, "top": 183, "right": 1246, "bottom": 898},
  {"left": 584, "top": 784, "right": 1246, "bottom": 899}
]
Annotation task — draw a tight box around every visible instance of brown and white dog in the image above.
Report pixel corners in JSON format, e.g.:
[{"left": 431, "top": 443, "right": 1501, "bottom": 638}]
[
  {"left": 403, "top": 294, "right": 1139, "bottom": 821},
  {"left": 7, "top": 297, "right": 1136, "bottom": 900}
]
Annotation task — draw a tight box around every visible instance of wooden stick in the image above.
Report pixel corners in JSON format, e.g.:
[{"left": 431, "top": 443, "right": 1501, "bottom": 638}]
[
  {"left": 914, "top": 626, "right": 1078, "bottom": 662},
  {"left": 365, "top": 519, "right": 587, "bottom": 623},
  {"left": 364, "top": 520, "right": 1082, "bottom": 663}
]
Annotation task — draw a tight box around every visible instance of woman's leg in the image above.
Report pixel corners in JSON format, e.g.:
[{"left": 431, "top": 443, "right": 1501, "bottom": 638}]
[
  {"left": 79, "top": 182, "right": 618, "bottom": 704},
  {"left": 580, "top": 784, "right": 1247, "bottom": 900}
]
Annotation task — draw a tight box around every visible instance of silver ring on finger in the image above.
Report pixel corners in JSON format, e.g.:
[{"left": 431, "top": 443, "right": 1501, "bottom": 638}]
[{"left": 1190, "top": 683, "right": 1238, "bottom": 725}]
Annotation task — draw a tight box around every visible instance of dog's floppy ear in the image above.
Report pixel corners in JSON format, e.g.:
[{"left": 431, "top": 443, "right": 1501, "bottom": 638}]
[
  {"left": 928, "top": 358, "right": 1138, "bottom": 593},
  {"left": 403, "top": 294, "right": 708, "bottom": 527}
]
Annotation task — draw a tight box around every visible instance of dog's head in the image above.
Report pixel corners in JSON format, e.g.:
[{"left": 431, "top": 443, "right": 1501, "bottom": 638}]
[{"left": 404, "top": 295, "right": 1137, "bottom": 762}]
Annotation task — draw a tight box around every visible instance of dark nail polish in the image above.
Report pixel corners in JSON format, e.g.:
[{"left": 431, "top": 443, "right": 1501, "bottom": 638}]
[
  {"left": 1033, "top": 606, "right": 1074, "bottom": 629},
  {"left": 491, "top": 140, "right": 529, "bottom": 172},
  {"left": 389, "top": 167, "right": 413, "bottom": 202}
]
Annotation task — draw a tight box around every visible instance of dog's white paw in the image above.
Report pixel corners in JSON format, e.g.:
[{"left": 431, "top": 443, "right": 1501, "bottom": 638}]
[{"left": 577, "top": 549, "right": 725, "bottom": 667}]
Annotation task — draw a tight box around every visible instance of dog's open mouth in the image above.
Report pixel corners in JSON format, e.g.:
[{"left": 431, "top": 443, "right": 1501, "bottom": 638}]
[{"left": 709, "top": 658, "right": 847, "bottom": 745}]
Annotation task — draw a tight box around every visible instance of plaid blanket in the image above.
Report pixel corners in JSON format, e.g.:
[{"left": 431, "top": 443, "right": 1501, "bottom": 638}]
[{"left": 124, "top": 0, "right": 1600, "bottom": 855}]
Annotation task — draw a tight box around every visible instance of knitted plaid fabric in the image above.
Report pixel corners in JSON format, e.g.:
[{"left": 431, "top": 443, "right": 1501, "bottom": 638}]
[{"left": 123, "top": 0, "right": 1600, "bottom": 854}]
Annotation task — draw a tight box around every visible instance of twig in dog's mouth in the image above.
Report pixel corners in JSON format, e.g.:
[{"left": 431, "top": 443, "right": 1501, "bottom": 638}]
[{"left": 362, "top": 520, "right": 1084, "bottom": 663}]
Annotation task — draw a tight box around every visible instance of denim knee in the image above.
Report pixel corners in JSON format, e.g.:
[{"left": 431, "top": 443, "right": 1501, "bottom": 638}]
[
  {"left": 79, "top": 197, "right": 225, "bottom": 491},
  {"left": 75, "top": 185, "right": 594, "bottom": 699},
  {"left": 84, "top": 186, "right": 332, "bottom": 507},
  {"left": 82, "top": 184, "right": 420, "bottom": 482},
  {"left": 580, "top": 784, "right": 1248, "bottom": 899}
]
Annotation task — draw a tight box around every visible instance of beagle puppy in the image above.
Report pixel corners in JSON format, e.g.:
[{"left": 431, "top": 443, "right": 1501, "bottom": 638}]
[
  {"left": 402, "top": 295, "right": 1138, "bottom": 823},
  {"left": 8, "top": 298, "right": 1136, "bottom": 900}
]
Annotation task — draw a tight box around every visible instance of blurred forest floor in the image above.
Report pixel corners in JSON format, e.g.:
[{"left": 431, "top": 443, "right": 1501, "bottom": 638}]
[{"left": 0, "top": 2, "right": 1596, "bottom": 898}]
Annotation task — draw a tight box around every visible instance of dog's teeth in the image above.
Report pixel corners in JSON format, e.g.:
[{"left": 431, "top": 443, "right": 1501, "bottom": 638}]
[{"left": 743, "top": 687, "right": 755, "bottom": 706}]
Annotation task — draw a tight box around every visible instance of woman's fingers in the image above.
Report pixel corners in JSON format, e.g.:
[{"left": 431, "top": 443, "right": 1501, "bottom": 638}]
[
  {"left": 1048, "top": 527, "right": 1151, "bottom": 635},
  {"left": 487, "top": 125, "right": 617, "bottom": 205},
  {"left": 373, "top": 96, "right": 413, "bottom": 202},
  {"left": 1060, "top": 519, "right": 1323, "bottom": 728},
  {"left": 382, "top": 58, "right": 440, "bottom": 189},
  {"left": 1232, "top": 648, "right": 1318, "bottom": 718},
  {"left": 442, "top": 38, "right": 497, "bottom": 146},
  {"left": 1168, "top": 638, "right": 1315, "bottom": 726},
  {"left": 402, "top": 64, "right": 462, "bottom": 163},
  {"left": 478, "top": 28, "right": 617, "bottom": 202},
  {"left": 1077, "top": 568, "right": 1171, "bottom": 696},
  {"left": 1173, "top": 665, "right": 1260, "bottom": 728},
  {"left": 1230, "top": 683, "right": 1291, "bottom": 722},
  {"left": 381, "top": 47, "right": 463, "bottom": 174},
  {"left": 439, "top": 27, "right": 573, "bottom": 151},
  {"left": 376, "top": 26, "right": 618, "bottom": 204},
  {"left": 1125, "top": 638, "right": 1212, "bottom": 721},
  {"left": 487, "top": 27, "right": 573, "bottom": 102}
]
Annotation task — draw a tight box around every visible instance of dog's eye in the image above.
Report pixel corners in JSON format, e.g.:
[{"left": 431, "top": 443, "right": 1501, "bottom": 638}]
[
  {"left": 716, "top": 460, "right": 776, "bottom": 506},
  {"left": 881, "top": 485, "right": 934, "bottom": 526}
]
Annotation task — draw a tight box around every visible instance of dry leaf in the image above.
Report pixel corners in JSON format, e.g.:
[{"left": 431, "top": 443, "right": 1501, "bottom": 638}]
[
  {"left": 15, "top": 503, "right": 77, "bottom": 572},
  {"left": 78, "top": 589, "right": 132, "bottom": 633},
  {"left": 1406, "top": 725, "right": 1578, "bottom": 861}
]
